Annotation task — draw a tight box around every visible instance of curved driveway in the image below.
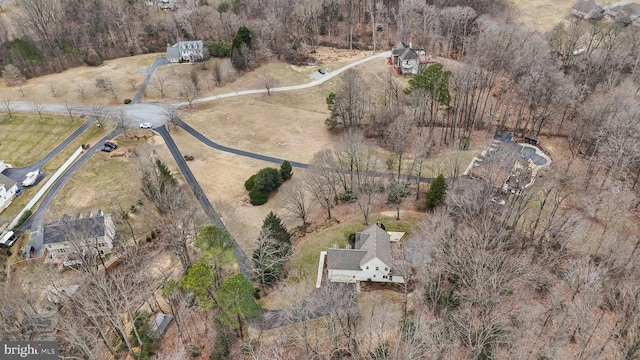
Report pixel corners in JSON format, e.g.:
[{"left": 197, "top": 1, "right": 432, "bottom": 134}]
[{"left": 156, "top": 126, "right": 252, "bottom": 277}]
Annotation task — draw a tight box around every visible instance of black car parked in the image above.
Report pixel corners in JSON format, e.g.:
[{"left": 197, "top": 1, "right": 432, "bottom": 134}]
[{"left": 104, "top": 141, "right": 118, "bottom": 149}]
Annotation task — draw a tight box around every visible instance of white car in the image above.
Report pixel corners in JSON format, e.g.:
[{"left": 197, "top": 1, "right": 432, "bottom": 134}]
[{"left": 140, "top": 122, "right": 153, "bottom": 129}]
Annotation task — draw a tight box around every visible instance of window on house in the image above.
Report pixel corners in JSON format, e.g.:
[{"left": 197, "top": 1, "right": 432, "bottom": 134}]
[
  {"left": 383, "top": 275, "right": 387, "bottom": 279},
  {"left": 375, "top": 266, "right": 379, "bottom": 271},
  {"left": 373, "top": 275, "right": 376, "bottom": 278},
  {"left": 366, "top": 266, "right": 369, "bottom": 269},
  {"left": 385, "top": 267, "right": 388, "bottom": 271}
]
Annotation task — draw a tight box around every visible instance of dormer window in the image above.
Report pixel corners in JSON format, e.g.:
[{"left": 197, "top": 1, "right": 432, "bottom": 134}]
[
  {"left": 188, "top": 44, "right": 192, "bottom": 49},
  {"left": 182, "top": 45, "right": 186, "bottom": 49}
]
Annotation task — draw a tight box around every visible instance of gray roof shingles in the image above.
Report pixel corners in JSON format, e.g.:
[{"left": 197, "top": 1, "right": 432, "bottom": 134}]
[
  {"left": 327, "top": 249, "right": 367, "bottom": 271},
  {"left": 43, "top": 215, "right": 107, "bottom": 245},
  {"left": 0, "top": 173, "right": 16, "bottom": 189}
]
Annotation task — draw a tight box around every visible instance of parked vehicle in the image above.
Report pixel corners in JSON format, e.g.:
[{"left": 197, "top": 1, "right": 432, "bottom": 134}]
[
  {"left": 104, "top": 141, "right": 118, "bottom": 149},
  {"left": 0, "top": 230, "right": 16, "bottom": 247},
  {"left": 318, "top": 69, "right": 326, "bottom": 75},
  {"left": 22, "top": 170, "right": 39, "bottom": 187},
  {"left": 100, "top": 145, "right": 113, "bottom": 152},
  {"left": 140, "top": 122, "right": 153, "bottom": 129}
]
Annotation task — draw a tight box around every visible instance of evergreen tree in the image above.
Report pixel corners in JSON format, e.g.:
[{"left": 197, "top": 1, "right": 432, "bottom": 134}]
[
  {"left": 215, "top": 274, "right": 261, "bottom": 340},
  {"left": 262, "top": 211, "right": 292, "bottom": 256},
  {"left": 280, "top": 160, "right": 293, "bottom": 181},
  {"left": 425, "top": 174, "right": 447, "bottom": 211}
]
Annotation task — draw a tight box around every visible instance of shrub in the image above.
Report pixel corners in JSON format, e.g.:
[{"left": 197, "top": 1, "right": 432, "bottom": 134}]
[
  {"left": 12, "top": 209, "right": 32, "bottom": 231},
  {"left": 124, "top": 98, "right": 132, "bottom": 104},
  {"left": 6, "top": 249, "right": 12, "bottom": 257},
  {"left": 252, "top": 168, "right": 282, "bottom": 193},
  {"left": 279, "top": 160, "right": 293, "bottom": 181},
  {"left": 244, "top": 174, "right": 256, "bottom": 191},
  {"left": 249, "top": 188, "right": 269, "bottom": 205},
  {"left": 210, "top": 331, "right": 231, "bottom": 360},
  {"left": 204, "top": 40, "right": 232, "bottom": 58}
]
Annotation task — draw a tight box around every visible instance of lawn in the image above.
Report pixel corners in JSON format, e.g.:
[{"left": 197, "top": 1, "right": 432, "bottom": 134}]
[
  {"left": 45, "top": 130, "right": 178, "bottom": 228},
  {"left": 0, "top": 113, "right": 82, "bottom": 167}
]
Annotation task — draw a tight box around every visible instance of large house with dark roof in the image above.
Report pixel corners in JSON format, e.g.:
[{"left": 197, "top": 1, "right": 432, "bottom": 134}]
[
  {"left": 43, "top": 211, "right": 115, "bottom": 266},
  {"left": 326, "top": 224, "right": 406, "bottom": 284}
]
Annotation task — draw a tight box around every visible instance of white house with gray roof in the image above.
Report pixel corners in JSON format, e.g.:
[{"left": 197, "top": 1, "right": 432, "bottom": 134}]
[
  {"left": 0, "top": 172, "right": 17, "bottom": 213},
  {"left": 166, "top": 40, "right": 204, "bottom": 63},
  {"left": 326, "top": 224, "right": 406, "bottom": 284}
]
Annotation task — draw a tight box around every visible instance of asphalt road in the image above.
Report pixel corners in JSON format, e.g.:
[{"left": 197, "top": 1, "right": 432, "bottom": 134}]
[
  {"left": 23, "top": 128, "right": 122, "bottom": 258},
  {"left": 156, "top": 126, "right": 253, "bottom": 277},
  {"left": 132, "top": 57, "right": 167, "bottom": 104}
]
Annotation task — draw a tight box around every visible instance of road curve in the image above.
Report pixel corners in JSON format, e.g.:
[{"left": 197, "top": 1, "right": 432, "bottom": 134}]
[
  {"left": 155, "top": 126, "right": 252, "bottom": 278},
  {"left": 176, "top": 119, "right": 307, "bottom": 168}
]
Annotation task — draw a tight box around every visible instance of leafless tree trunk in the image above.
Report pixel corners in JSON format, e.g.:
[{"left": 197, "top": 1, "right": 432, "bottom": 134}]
[
  {"left": 280, "top": 179, "right": 312, "bottom": 230},
  {"left": 32, "top": 98, "right": 44, "bottom": 120},
  {"left": 2, "top": 98, "right": 12, "bottom": 118},
  {"left": 151, "top": 75, "right": 168, "bottom": 97},
  {"left": 91, "top": 103, "right": 108, "bottom": 129}
]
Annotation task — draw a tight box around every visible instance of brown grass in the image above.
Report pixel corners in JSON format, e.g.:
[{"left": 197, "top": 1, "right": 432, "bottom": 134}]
[{"left": 0, "top": 53, "right": 161, "bottom": 106}]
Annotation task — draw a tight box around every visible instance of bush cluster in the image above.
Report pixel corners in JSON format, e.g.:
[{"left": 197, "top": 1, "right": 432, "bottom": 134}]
[{"left": 244, "top": 161, "right": 293, "bottom": 205}]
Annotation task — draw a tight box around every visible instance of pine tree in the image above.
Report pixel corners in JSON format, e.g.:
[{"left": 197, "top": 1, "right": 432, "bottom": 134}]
[
  {"left": 262, "top": 211, "right": 291, "bottom": 257},
  {"left": 425, "top": 174, "right": 447, "bottom": 211},
  {"left": 280, "top": 160, "right": 293, "bottom": 181}
]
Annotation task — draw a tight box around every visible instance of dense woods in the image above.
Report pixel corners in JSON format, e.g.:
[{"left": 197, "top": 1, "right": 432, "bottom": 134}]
[{"left": 2, "top": 0, "right": 640, "bottom": 358}]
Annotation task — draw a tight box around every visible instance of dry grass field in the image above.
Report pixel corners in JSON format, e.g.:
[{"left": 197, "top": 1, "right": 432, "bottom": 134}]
[{"left": 0, "top": 53, "right": 160, "bottom": 105}]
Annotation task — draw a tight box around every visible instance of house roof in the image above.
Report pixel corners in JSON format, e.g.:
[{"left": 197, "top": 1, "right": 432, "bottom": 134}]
[
  {"left": 327, "top": 249, "right": 367, "bottom": 270},
  {"left": 572, "top": 0, "right": 599, "bottom": 13},
  {"left": 357, "top": 225, "right": 394, "bottom": 266},
  {"left": 0, "top": 173, "right": 16, "bottom": 190},
  {"left": 391, "top": 42, "right": 407, "bottom": 56},
  {"left": 151, "top": 313, "right": 173, "bottom": 335},
  {"left": 43, "top": 212, "right": 108, "bottom": 245},
  {"left": 399, "top": 47, "right": 419, "bottom": 60}
]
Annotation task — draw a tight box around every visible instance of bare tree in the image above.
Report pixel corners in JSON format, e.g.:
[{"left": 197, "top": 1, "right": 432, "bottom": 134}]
[
  {"left": 3, "top": 64, "right": 26, "bottom": 96},
  {"left": 326, "top": 69, "right": 367, "bottom": 131},
  {"left": 190, "top": 68, "right": 201, "bottom": 95},
  {"left": 161, "top": 103, "right": 180, "bottom": 131},
  {"left": 260, "top": 71, "right": 280, "bottom": 96},
  {"left": 151, "top": 75, "right": 168, "bottom": 97},
  {"left": 64, "top": 99, "right": 74, "bottom": 121},
  {"left": 180, "top": 78, "right": 198, "bottom": 107},
  {"left": 2, "top": 98, "right": 12, "bottom": 118},
  {"left": 95, "top": 78, "right": 117, "bottom": 100},
  {"left": 306, "top": 150, "right": 339, "bottom": 220},
  {"left": 32, "top": 98, "right": 44, "bottom": 120},
  {"left": 75, "top": 83, "right": 88, "bottom": 100},
  {"left": 91, "top": 103, "right": 108, "bottom": 129},
  {"left": 212, "top": 61, "right": 223, "bottom": 86},
  {"left": 113, "top": 109, "right": 132, "bottom": 138},
  {"left": 280, "top": 179, "right": 312, "bottom": 230}
]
